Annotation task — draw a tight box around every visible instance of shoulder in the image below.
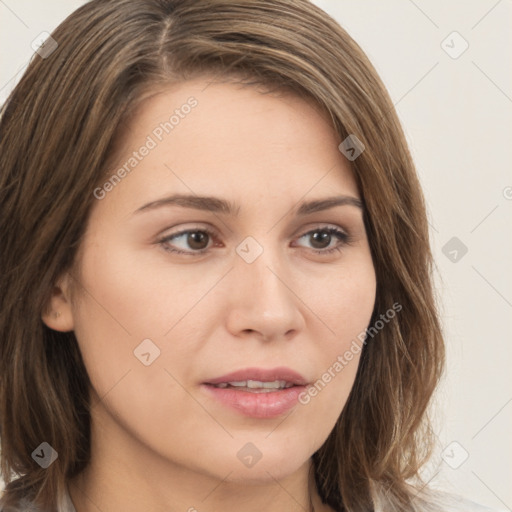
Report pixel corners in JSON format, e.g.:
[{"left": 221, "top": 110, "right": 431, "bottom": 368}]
[
  {"left": 1, "top": 479, "right": 76, "bottom": 512},
  {"left": 420, "top": 490, "right": 507, "bottom": 512},
  {"left": 0, "top": 490, "right": 76, "bottom": 512},
  {"left": 0, "top": 497, "right": 44, "bottom": 511},
  {"left": 373, "top": 486, "right": 508, "bottom": 512}
]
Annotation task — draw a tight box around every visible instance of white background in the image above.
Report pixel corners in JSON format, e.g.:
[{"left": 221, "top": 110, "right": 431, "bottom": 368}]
[{"left": 1, "top": 1, "right": 511, "bottom": 509}]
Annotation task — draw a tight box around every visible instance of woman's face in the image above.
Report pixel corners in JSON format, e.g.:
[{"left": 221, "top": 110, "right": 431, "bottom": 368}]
[{"left": 53, "top": 78, "right": 376, "bottom": 483}]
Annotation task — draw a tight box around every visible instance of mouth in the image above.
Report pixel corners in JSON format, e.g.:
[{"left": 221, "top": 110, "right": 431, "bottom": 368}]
[
  {"left": 202, "top": 367, "right": 309, "bottom": 418},
  {"left": 210, "top": 379, "right": 296, "bottom": 393}
]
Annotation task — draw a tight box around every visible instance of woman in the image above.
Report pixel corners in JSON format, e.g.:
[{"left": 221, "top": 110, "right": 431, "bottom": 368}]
[{"left": 0, "top": 1, "right": 499, "bottom": 511}]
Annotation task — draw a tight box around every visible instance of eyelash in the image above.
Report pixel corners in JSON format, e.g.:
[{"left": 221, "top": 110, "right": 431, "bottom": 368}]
[{"left": 157, "top": 226, "right": 352, "bottom": 257}]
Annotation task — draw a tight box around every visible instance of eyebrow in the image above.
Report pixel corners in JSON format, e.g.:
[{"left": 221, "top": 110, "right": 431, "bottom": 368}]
[{"left": 133, "top": 193, "right": 363, "bottom": 216}]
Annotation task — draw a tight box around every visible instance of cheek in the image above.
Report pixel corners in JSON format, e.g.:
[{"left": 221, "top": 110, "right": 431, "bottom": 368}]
[
  {"left": 309, "top": 249, "right": 376, "bottom": 350},
  {"left": 297, "top": 252, "right": 376, "bottom": 435},
  {"left": 74, "top": 236, "right": 221, "bottom": 341},
  {"left": 70, "top": 240, "right": 212, "bottom": 407},
  {"left": 70, "top": 243, "right": 213, "bottom": 462}
]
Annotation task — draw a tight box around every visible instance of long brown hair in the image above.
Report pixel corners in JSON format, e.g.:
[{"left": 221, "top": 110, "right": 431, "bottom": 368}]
[{"left": 0, "top": 1, "right": 444, "bottom": 510}]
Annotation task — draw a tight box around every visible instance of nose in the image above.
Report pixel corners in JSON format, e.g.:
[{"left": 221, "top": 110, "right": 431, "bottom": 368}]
[{"left": 225, "top": 244, "right": 306, "bottom": 342}]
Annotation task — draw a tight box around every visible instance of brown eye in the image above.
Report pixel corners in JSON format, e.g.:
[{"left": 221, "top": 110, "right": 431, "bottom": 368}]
[
  {"left": 159, "top": 229, "right": 215, "bottom": 255},
  {"left": 294, "top": 227, "right": 350, "bottom": 254},
  {"left": 186, "top": 231, "right": 210, "bottom": 250},
  {"left": 309, "top": 230, "right": 333, "bottom": 249}
]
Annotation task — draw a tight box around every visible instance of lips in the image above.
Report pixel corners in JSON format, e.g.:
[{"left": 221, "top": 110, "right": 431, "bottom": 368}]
[
  {"left": 211, "top": 379, "right": 294, "bottom": 392},
  {"left": 204, "top": 367, "right": 309, "bottom": 387},
  {"left": 202, "top": 367, "right": 309, "bottom": 419}
]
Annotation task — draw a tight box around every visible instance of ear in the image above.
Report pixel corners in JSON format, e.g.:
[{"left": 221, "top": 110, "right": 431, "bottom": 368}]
[{"left": 41, "top": 272, "right": 75, "bottom": 332}]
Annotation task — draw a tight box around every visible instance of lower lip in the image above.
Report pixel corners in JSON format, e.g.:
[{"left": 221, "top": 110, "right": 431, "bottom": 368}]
[{"left": 202, "top": 384, "right": 306, "bottom": 419}]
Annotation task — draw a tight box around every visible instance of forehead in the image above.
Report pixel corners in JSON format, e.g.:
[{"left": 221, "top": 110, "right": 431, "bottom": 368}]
[{"left": 94, "top": 78, "right": 359, "bottom": 217}]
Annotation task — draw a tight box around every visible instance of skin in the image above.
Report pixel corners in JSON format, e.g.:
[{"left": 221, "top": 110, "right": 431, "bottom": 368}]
[{"left": 43, "top": 78, "right": 377, "bottom": 512}]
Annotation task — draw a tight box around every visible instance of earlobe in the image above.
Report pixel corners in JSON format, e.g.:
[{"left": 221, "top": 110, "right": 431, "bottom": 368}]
[{"left": 41, "top": 273, "right": 75, "bottom": 332}]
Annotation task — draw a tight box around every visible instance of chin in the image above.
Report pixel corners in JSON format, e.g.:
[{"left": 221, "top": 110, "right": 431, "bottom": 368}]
[
  {"left": 227, "top": 439, "right": 313, "bottom": 482},
  {"left": 224, "top": 459, "right": 309, "bottom": 484}
]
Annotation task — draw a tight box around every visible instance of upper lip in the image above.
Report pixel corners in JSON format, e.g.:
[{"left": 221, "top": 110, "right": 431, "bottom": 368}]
[{"left": 204, "top": 367, "right": 309, "bottom": 386}]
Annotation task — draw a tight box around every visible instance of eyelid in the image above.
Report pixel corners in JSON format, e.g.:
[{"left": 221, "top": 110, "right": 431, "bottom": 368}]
[
  {"left": 157, "top": 223, "right": 221, "bottom": 244},
  {"left": 294, "top": 222, "right": 349, "bottom": 237},
  {"left": 157, "top": 222, "right": 348, "bottom": 242}
]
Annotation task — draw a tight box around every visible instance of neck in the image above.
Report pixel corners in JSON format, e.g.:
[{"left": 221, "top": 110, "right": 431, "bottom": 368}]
[
  {"left": 69, "top": 463, "right": 322, "bottom": 512},
  {"left": 68, "top": 405, "right": 329, "bottom": 512}
]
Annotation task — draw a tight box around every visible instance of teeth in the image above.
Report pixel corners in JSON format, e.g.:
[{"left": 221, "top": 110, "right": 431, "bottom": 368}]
[{"left": 213, "top": 379, "right": 295, "bottom": 390}]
